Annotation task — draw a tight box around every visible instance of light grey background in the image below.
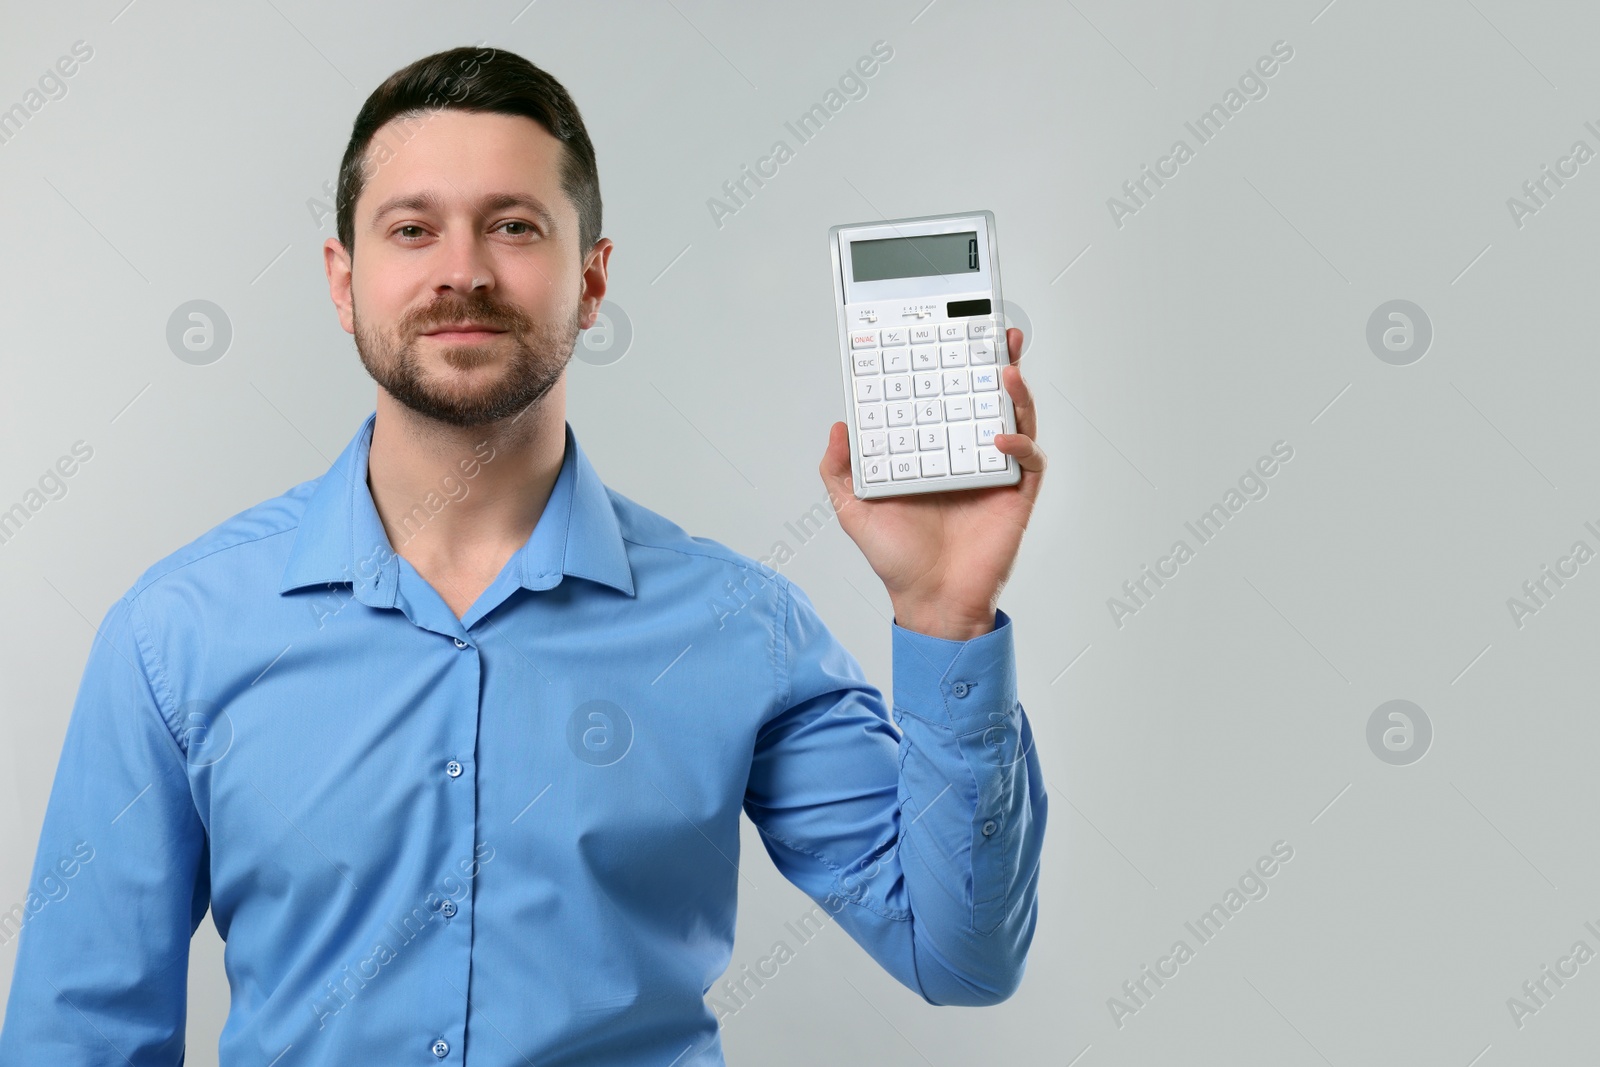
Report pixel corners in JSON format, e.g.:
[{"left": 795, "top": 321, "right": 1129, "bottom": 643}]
[{"left": 1, "top": 0, "right": 1594, "bottom": 1063}]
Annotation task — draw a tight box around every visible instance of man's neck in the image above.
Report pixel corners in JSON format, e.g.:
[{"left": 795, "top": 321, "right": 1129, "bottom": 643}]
[{"left": 365, "top": 384, "right": 568, "bottom": 576}]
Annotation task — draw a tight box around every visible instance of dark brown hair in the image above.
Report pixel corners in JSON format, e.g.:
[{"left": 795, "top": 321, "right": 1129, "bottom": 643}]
[{"left": 334, "top": 45, "right": 601, "bottom": 260}]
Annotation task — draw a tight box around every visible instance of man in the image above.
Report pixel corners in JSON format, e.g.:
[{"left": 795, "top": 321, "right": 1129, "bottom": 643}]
[{"left": 0, "top": 45, "right": 1047, "bottom": 1066}]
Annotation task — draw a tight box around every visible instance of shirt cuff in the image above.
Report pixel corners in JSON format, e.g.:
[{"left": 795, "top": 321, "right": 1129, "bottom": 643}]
[{"left": 890, "top": 608, "right": 1018, "bottom": 734}]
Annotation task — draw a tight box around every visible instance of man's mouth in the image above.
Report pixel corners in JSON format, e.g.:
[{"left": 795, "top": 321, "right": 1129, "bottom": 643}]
[{"left": 421, "top": 323, "right": 508, "bottom": 342}]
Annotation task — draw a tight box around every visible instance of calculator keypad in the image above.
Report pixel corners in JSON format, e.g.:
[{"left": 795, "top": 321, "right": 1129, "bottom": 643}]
[{"left": 852, "top": 317, "right": 1009, "bottom": 485}]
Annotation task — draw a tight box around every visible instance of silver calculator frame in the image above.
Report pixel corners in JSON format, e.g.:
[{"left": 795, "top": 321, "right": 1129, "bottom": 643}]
[{"left": 828, "top": 209, "right": 1022, "bottom": 500}]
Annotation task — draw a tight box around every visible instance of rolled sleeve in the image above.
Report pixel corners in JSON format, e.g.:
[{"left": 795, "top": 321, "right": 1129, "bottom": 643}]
[{"left": 0, "top": 593, "right": 211, "bottom": 1066}]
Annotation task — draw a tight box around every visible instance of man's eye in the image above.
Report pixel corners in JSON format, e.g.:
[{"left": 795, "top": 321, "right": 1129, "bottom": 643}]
[
  {"left": 396, "top": 225, "right": 426, "bottom": 239},
  {"left": 499, "top": 221, "right": 534, "bottom": 236}
]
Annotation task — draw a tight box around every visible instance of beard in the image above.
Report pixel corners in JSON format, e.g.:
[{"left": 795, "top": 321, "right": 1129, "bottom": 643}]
[{"left": 353, "top": 290, "right": 582, "bottom": 429}]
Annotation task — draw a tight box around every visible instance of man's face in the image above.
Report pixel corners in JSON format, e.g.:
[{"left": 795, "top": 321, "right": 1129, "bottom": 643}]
[{"left": 326, "top": 109, "right": 606, "bottom": 429}]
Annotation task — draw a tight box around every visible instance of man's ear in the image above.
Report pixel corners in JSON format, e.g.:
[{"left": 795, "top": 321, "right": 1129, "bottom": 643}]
[
  {"left": 578, "top": 237, "right": 613, "bottom": 330},
  {"left": 324, "top": 237, "right": 355, "bottom": 335}
]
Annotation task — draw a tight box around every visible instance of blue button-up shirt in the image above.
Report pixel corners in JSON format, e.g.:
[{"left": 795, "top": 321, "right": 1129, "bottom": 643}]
[{"left": 0, "top": 411, "right": 1046, "bottom": 1066}]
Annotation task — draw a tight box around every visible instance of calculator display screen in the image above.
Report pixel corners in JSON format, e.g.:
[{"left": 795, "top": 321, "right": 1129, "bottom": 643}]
[{"left": 850, "top": 231, "right": 980, "bottom": 283}]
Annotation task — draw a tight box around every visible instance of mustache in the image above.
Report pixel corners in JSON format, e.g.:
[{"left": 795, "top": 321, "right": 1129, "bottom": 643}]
[{"left": 407, "top": 297, "right": 529, "bottom": 334}]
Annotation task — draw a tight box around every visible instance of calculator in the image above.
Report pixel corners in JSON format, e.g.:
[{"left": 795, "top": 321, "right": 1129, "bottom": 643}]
[{"left": 828, "top": 210, "right": 1021, "bottom": 499}]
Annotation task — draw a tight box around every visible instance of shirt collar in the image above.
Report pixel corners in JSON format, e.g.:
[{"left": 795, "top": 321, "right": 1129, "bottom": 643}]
[{"left": 278, "top": 411, "right": 635, "bottom": 605}]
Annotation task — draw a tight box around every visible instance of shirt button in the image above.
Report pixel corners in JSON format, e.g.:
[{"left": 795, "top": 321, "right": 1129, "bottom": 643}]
[
  {"left": 440, "top": 899, "right": 457, "bottom": 918},
  {"left": 446, "top": 760, "right": 463, "bottom": 778},
  {"left": 981, "top": 819, "right": 998, "bottom": 836},
  {"left": 952, "top": 682, "right": 970, "bottom": 698},
  {"left": 432, "top": 1038, "right": 449, "bottom": 1058},
  {"left": 453, "top": 637, "right": 468, "bottom": 649}
]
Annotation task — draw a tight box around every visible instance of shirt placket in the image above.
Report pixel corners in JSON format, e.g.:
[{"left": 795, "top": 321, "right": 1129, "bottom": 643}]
[{"left": 419, "top": 623, "right": 483, "bottom": 1063}]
